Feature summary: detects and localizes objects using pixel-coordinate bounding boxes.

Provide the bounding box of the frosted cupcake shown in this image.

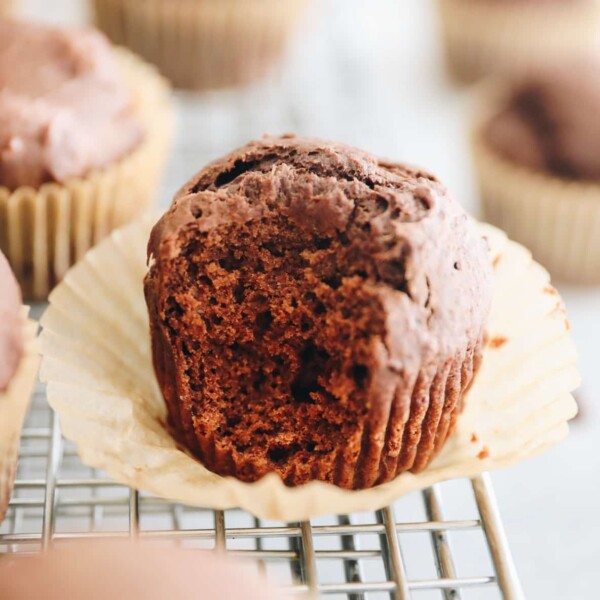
[472,64,600,283]
[0,20,173,299]
[92,0,310,90]
[438,0,600,82]
[0,250,38,525]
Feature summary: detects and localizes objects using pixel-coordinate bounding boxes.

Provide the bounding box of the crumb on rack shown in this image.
[478,447,490,460]
[489,336,508,349]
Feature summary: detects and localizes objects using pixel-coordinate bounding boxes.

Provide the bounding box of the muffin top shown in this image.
[0,20,143,190]
[0,250,22,391]
[149,135,493,371]
[484,66,600,181]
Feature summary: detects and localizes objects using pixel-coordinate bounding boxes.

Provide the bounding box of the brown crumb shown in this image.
[544,285,558,295]
[470,433,478,443]
[478,447,490,460]
[565,319,571,331]
[492,255,501,268]
[488,336,508,349]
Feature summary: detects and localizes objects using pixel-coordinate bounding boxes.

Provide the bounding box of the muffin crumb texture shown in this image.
[145,136,493,489]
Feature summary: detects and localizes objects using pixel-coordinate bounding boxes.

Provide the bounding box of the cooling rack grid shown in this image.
[0,381,523,600]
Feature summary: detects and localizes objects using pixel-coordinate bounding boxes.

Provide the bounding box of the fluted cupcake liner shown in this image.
[472,87,600,284]
[437,0,600,82]
[92,0,310,90]
[0,49,173,300]
[0,311,39,524]
[39,215,579,521]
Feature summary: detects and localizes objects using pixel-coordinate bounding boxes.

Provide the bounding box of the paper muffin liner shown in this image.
[0,311,39,524]
[92,0,310,90]
[472,86,600,284]
[39,214,579,521]
[0,49,173,301]
[437,0,600,82]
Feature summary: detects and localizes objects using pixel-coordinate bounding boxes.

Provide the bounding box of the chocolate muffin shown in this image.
[484,66,600,181]
[92,0,310,90]
[473,64,600,283]
[145,136,493,489]
[0,250,22,392]
[438,0,600,83]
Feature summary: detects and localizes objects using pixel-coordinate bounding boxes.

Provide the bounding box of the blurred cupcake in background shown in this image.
[91,0,311,90]
[472,64,600,284]
[0,20,173,299]
[438,0,600,82]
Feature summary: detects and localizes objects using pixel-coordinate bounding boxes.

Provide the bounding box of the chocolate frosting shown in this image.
[485,66,600,180]
[0,20,143,190]
[149,135,493,374]
[0,250,22,391]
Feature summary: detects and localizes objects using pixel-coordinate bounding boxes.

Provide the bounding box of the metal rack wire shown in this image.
[1,382,523,599]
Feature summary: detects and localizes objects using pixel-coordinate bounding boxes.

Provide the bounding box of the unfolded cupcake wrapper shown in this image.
[437,0,600,82]
[0,49,173,300]
[39,214,579,521]
[472,88,600,284]
[0,311,40,524]
[92,0,310,90]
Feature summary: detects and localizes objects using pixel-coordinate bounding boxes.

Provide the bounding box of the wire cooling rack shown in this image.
[1,382,523,599]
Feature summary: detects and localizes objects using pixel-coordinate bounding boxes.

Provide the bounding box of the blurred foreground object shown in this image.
[91,0,311,91]
[0,541,283,600]
[472,65,600,284]
[438,0,600,82]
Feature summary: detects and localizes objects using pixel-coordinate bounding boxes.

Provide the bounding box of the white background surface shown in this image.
[15,0,600,598]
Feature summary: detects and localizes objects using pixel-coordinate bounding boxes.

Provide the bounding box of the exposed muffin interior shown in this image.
[146,136,493,488]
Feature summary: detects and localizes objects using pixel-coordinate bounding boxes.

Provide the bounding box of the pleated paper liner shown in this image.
[0,311,39,524]
[39,215,579,521]
[92,0,310,90]
[0,49,173,301]
[437,0,600,82]
[472,85,600,285]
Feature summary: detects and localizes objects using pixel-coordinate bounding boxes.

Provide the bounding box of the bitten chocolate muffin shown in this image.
[0,250,22,392]
[145,136,493,489]
[484,66,600,181]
